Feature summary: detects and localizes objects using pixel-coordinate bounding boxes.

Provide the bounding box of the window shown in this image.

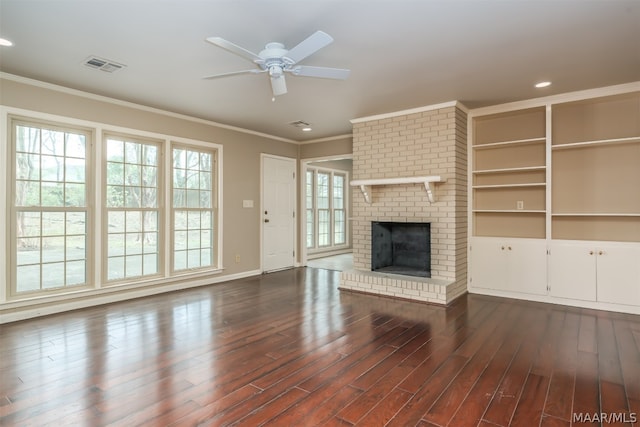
[306,167,348,252]
[317,172,330,247]
[333,174,346,245]
[11,119,91,295]
[305,170,314,248]
[7,113,222,301]
[172,146,216,272]
[105,135,160,282]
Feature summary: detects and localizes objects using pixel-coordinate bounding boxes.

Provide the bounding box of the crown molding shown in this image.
[351,100,468,124]
[467,81,640,117]
[0,72,298,144]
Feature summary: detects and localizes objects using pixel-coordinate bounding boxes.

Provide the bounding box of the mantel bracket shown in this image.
[350,176,445,204]
[359,185,371,204]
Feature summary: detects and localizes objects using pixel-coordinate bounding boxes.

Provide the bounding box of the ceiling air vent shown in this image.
[289,120,310,128]
[83,56,126,73]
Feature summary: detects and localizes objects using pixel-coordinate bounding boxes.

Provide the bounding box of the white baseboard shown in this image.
[0,269,262,324]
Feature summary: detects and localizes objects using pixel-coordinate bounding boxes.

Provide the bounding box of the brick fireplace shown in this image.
[340,102,468,305]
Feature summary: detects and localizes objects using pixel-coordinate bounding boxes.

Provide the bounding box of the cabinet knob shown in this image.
[589,250,594,255]
[598,250,604,256]
[508,246,512,251]
[501,246,505,250]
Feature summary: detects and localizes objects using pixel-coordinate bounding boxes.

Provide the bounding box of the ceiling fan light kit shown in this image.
[204,31,350,97]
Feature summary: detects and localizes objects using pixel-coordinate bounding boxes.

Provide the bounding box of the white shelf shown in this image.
[474,209,546,213]
[473,137,546,150]
[552,136,640,150]
[473,183,546,189]
[473,166,546,174]
[552,213,640,217]
[350,175,445,203]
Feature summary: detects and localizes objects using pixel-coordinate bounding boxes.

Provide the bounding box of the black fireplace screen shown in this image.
[371,222,431,277]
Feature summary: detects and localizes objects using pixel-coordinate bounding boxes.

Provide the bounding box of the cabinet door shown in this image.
[596,245,640,306]
[507,240,547,296]
[548,242,597,301]
[470,238,507,291]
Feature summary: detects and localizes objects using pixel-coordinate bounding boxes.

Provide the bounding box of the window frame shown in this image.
[102,132,164,284]
[170,141,220,275]
[8,116,95,297]
[305,166,349,253]
[4,109,224,303]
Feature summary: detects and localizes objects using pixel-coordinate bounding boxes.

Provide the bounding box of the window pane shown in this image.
[334,210,345,245]
[317,173,329,209]
[172,146,215,272]
[318,210,330,247]
[17,265,40,292]
[12,122,103,294]
[306,171,314,209]
[333,175,344,209]
[105,136,160,282]
[306,209,314,249]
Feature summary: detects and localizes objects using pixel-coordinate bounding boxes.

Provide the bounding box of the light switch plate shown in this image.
[242,199,254,208]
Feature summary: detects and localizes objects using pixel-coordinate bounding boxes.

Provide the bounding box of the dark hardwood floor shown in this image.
[1,267,639,426]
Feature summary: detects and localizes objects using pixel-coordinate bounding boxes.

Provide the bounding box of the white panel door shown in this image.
[507,239,548,296]
[470,238,506,291]
[596,244,640,306]
[548,242,597,301]
[262,155,296,272]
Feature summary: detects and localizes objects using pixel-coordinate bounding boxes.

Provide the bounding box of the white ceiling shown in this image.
[1,0,639,142]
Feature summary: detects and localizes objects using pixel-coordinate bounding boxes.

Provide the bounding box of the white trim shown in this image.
[0,108,8,303]
[468,286,640,316]
[0,269,262,324]
[300,154,353,265]
[1,72,297,144]
[351,100,468,124]
[468,81,640,117]
[297,134,353,145]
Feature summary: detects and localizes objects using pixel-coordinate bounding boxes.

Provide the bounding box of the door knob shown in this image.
[264,219,270,223]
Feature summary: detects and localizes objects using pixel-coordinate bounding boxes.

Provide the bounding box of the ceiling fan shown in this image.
[204,31,350,97]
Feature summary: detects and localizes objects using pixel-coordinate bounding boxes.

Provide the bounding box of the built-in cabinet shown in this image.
[548,241,640,305]
[470,237,547,296]
[469,87,640,313]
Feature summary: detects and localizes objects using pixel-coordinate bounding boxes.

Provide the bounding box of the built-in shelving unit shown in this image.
[551,92,640,242]
[472,107,547,238]
[469,86,640,314]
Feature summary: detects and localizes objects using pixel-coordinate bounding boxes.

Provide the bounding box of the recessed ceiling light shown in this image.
[302,127,312,132]
[535,81,551,88]
[0,38,14,47]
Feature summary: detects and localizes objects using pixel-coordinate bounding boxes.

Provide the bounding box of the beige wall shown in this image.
[299,135,352,159]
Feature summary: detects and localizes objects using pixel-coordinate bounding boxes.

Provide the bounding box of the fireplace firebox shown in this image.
[371,222,431,278]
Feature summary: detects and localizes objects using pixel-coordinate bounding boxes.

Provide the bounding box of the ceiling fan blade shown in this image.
[290,65,350,80]
[270,75,287,96]
[283,31,333,64]
[203,69,265,79]
[205,37,263,64]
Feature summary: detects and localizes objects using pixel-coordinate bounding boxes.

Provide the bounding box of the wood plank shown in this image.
[1,268,640,426]
[509,373,550,427]
[544,311,579,421]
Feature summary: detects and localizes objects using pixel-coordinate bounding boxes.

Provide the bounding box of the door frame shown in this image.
[260,153,298,272]
[300,154,353,266]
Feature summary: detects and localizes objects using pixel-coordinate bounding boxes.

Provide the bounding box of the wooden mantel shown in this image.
[350,176,445,204]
